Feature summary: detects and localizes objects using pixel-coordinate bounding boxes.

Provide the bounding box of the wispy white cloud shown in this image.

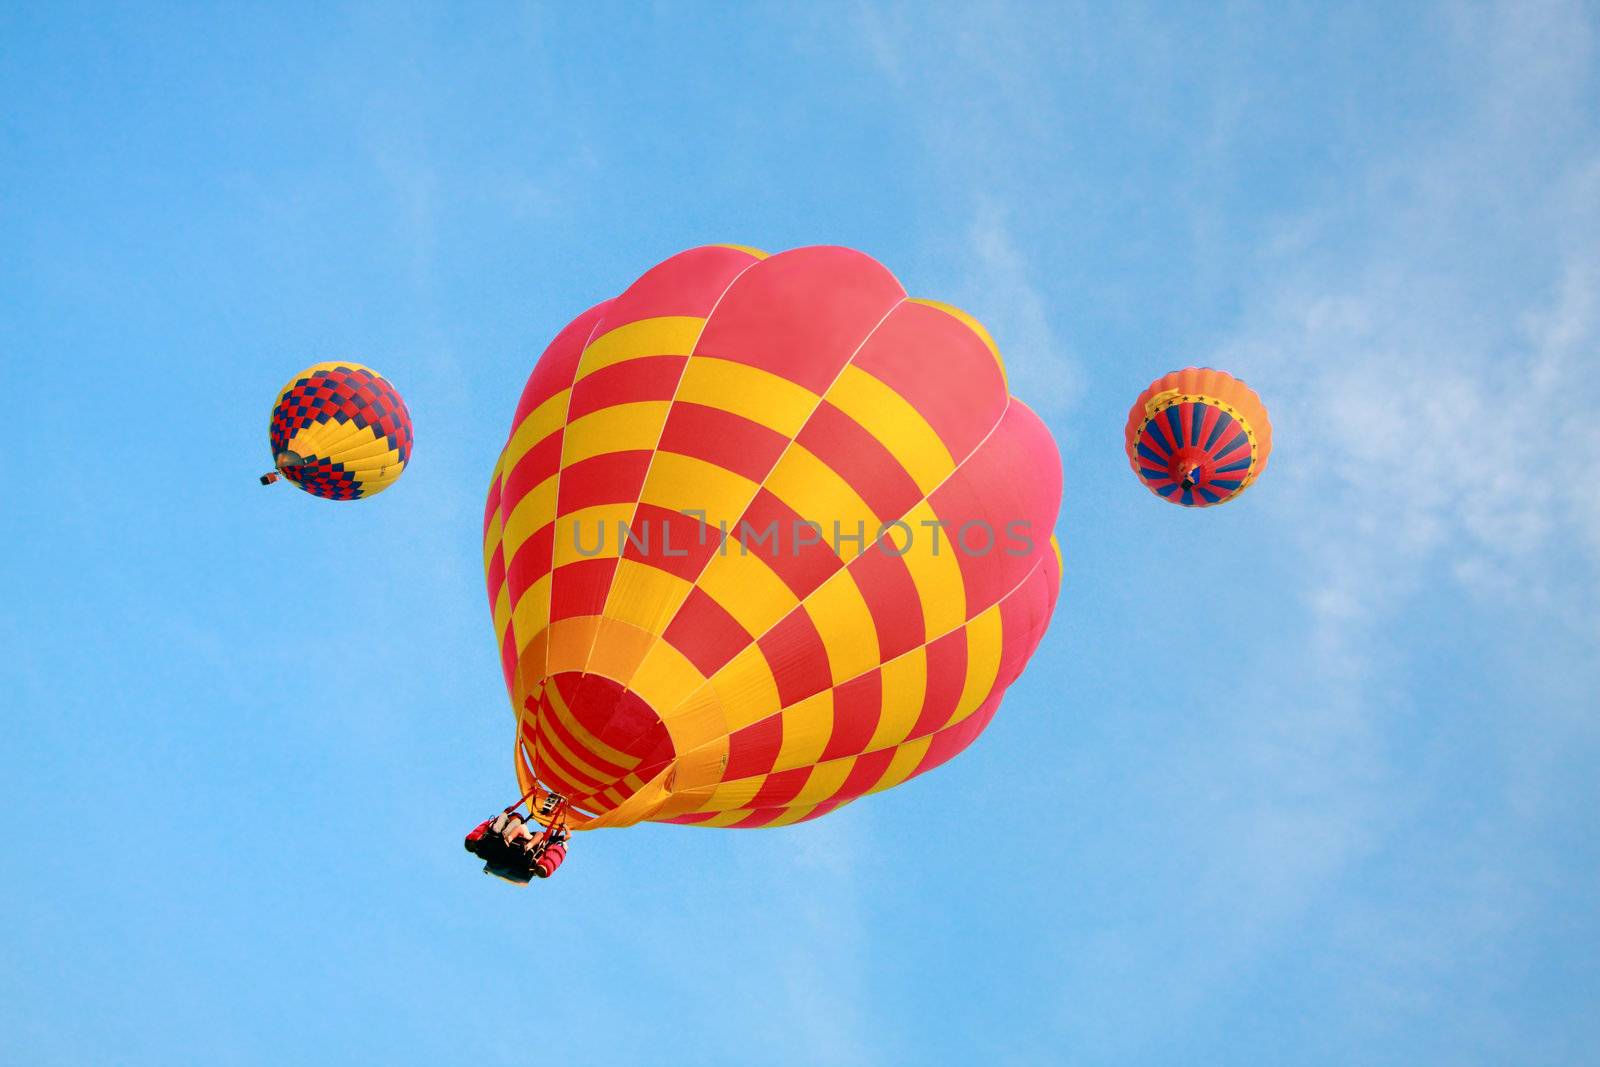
[846,2,1084,417]
[1223,87,1600,659]
[963,198,1081,416]
[1052,1,1600,1054]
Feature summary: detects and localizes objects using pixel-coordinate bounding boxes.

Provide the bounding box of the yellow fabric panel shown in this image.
[660,682,729,757]
[286,417,365,459]
[765,444,880,555]
[828,365,955,494]
[898,499,968,637]
[628,641,707,735]
[868,736,933,795]
[513,632,548,700]
[545,616,600,677]
[695,549,799,637]
[711,243,769,259]
[584,616,656,685]
[482,454,506,566]
[515,735,537,796]
[575,761,675,829]
[503,473,557,562]
[675,357,818,436]
[552,503,635,567]
[651,789,715,822]
[773,690,833,773]
[560,401,671,467]
[491,587,512,649]
[701,775,766,813]
[531,739,604,802]
[325,432,398,464]
[670,737,730,796]
[709,643,783,732]
[950,604,1003,727]
[602,559,693,638]
[761,803,821,827]
[539,709,623,787]
[633,754,723,821]
[353,461,405,494]
[700,808,756,828]
[802,572,880,684]
[575,316,704,380]
[866,646,929,750]
[908,298,1007,390]
[1051,534,1064,584]
[502,391,570,473]
[639,451,757,520]
[510,574,551,654]
[791,756,855,806]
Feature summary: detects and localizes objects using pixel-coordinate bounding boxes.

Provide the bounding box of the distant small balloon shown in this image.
[260,362,413,499]
[1125,367,1271,507]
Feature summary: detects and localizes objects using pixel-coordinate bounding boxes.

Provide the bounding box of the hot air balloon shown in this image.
[1124,367,1271,507]
[474,244,1062,864]
[261,362,413,499]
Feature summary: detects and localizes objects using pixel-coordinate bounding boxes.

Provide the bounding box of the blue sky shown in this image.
[3,3,1597,1064]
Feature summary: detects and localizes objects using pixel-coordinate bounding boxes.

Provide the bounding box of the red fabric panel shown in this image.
[829,747,898,806]
[621,503,723,580]
[505,523,555,604]
[664,586,755,677]
[501,432,563,523]
[724,716,783,781]
[484,466,503,538]
[995,560,1056,692]
[512,300,611,425]
[748,765,812,809]
[595,245,759,330]
[737,488,840,600]
[657,402,789,484]
[549,557,618,622]
[692,246,905,394]
[566,354,686,422]
[819,669,883,762]
[758,608,834,708]
[927,402,1062,617]
[797,400,923,522]
[913,690,1004,779]
[852,300,1008,462]
[909,628,969,740]
[556,451,652,515]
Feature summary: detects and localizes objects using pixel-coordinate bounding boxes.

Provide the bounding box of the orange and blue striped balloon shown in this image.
[265,362,413,500]
[483,245,1064,832]
[1125,367,1272,507]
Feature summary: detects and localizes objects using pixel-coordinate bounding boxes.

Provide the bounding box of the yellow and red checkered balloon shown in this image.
[266,362,413,500]
[483,246,1063,831]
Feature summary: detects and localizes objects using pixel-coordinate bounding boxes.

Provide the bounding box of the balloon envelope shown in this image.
[267,362,413,500]
[1124,367,1271,507]
[484,245,1063,830]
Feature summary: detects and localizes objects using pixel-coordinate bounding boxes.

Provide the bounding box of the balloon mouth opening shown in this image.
[1176,461,1205,491]
[522,673,677,818]
[276,450,306,471]
[1165,445,1215,493]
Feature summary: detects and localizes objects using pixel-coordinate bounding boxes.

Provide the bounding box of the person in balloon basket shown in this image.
[464,812,568,884]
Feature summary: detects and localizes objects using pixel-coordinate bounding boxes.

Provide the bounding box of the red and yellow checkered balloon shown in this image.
[483,246,1063,831]
[267,362,413,500]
